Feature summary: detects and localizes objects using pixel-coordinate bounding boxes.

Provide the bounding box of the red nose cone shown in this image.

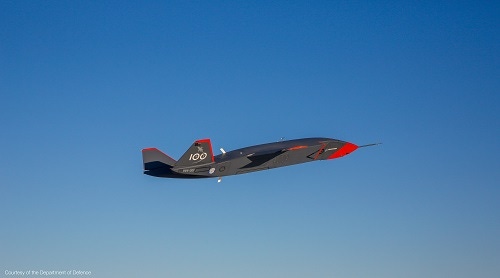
[328,142,358,159]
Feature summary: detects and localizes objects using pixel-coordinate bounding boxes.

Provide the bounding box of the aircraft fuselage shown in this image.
[143,137,358,180]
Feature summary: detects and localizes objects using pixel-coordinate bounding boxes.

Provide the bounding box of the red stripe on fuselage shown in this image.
[314,143,327,160]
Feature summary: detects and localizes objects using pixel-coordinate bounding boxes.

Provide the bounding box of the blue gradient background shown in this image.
[1,1,499,277]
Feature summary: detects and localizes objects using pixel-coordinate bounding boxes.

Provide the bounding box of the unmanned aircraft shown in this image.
[142,137,377,182]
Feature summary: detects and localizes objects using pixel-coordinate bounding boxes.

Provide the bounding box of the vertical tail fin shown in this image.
[174,138,215,167]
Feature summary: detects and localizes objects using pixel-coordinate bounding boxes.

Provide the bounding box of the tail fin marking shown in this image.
[175,138,215,167]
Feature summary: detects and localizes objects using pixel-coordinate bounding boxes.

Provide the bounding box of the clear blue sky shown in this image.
[1,1,499,277]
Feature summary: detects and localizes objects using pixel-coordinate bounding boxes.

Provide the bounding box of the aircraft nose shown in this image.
[328,142,358,159]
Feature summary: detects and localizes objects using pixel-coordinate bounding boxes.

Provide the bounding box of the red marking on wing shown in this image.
[288,145,308,151]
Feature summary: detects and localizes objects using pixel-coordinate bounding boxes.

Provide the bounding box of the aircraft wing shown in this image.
[240,150,286,169]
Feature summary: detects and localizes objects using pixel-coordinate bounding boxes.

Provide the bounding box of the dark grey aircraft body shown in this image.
[142,137,361,181]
